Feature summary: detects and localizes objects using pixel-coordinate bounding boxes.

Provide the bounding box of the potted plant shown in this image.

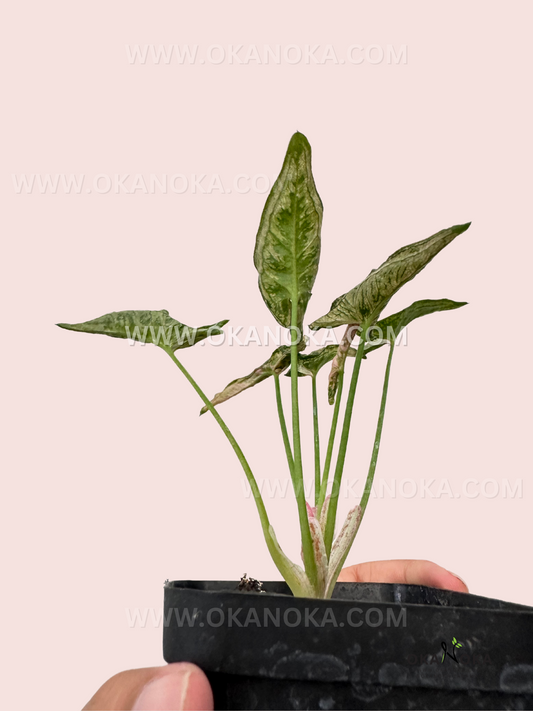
[58,133,533,710]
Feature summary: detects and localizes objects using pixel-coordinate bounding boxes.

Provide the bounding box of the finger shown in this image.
[337,559,469,593]
[83,663,214,711]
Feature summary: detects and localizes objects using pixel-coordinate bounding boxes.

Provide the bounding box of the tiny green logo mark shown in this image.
[441,636,463,663]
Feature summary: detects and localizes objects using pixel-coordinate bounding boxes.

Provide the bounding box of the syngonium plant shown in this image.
[58,132,470,599]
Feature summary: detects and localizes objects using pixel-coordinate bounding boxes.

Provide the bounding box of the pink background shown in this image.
[2,1,532,709]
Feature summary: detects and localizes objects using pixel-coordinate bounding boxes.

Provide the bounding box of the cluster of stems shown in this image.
[163,305,395,598]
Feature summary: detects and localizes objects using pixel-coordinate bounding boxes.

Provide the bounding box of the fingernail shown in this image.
[450,571,469,591]
[133,667,192,711]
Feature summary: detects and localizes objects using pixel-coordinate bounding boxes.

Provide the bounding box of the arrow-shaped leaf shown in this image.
[325,299,466,403]
[200,345,293,414]
[254,132,323,332]
[310,223,470,331]
[57,310,228,351]
[367,299,468,346]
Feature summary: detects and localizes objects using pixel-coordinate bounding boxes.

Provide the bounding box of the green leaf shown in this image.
[367,299,468,345]
[452,637,457,644]
[285,344,359,378]
[325,299,466,404]
[456,643,463,648]
[254,132,323,332]
[57,310,228,352]
[327,299,466,402]
[310,223,471,331]
[200,345,293,414]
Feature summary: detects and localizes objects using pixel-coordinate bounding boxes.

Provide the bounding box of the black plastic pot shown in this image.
[163,580,533,710]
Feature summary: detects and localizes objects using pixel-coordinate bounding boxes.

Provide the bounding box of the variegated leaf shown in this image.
[285,344,358,378]
[254,132,323,332]
[200,346,292,414]
[57,310,228,351]
[310,223,470,331]
[366,298,467,345]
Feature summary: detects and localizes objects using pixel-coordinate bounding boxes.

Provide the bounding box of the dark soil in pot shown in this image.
[163,580,533,710]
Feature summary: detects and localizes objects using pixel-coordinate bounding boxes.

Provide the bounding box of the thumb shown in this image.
[83,663,214,711]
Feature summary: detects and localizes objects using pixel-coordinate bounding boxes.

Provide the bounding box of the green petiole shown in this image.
[274,373,294,479]
[317,371,344,516]
[323,328,367,556]
[312,375,321,507]
[359,341,395,525]
[289,300,318,589]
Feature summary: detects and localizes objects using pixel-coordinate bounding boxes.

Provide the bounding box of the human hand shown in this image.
[82,663,213,711]
[84,559,468,710]
[337,558,469,592]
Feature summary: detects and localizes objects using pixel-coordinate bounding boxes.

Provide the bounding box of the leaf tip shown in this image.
[287,131,312,156]
[454,221,472,234]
